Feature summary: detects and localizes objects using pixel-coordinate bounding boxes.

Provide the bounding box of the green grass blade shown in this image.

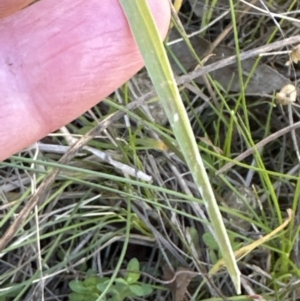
[119,0,240,293]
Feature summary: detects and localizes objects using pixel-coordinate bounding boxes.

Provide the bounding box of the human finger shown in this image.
[0,0,170,160]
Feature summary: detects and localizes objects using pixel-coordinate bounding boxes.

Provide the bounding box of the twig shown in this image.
[177,35,300,85]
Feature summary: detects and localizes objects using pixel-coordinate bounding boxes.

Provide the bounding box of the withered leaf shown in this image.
[276,84,297,105]
[290,44,300,64]
[163,265,196,301]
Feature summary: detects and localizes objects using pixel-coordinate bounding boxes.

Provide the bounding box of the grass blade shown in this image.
[119,0,241,293]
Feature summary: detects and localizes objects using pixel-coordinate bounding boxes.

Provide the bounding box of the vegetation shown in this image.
[1,0,300,300]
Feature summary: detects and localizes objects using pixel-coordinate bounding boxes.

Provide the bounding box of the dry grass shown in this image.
[1,0,300,300]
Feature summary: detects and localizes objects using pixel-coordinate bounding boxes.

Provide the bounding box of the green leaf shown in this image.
[209,249,219,264]
[128,284,145,297]
[127,258,139,272]
[114,278,128,285]
[125,258,140,284]
[69,292,98,301]
[85,276,109,287]
[202,232,219,250]
[139,283,153,296]
[96,280,111,293]
[188,227,200,246]
[69,292,86,301]
[69,280,92,295]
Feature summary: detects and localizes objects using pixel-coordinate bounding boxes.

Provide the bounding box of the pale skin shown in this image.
[0,0,171,161]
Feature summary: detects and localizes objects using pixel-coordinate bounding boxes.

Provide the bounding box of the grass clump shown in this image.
[1,0,300,300]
